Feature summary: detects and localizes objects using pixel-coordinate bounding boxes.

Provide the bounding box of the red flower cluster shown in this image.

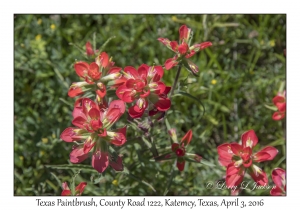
[60,98,126,173]
[217,130,278,187]
[61,182,87,196]
[68,52,125,100]
[272,91,286,120]
[270,168,286,196]
[158,25,212,73]
[116,64,171,118]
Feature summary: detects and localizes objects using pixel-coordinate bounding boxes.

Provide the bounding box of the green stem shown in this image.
[170,64,182,97]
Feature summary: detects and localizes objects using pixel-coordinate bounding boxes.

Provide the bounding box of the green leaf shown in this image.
[154,152,176,162]
[200,158,216,167]
[126,172,157,194]
[98,36,116,54]
[163,168,177,195]
[50,172,62,190]
[165,118,171,131]
[174,91,205,121]
[69,42,86,57]
[45,164,97,173]
[264,104,277,111]
[203,100,230,113]
[267,139,285,147]
[185,154,216,167]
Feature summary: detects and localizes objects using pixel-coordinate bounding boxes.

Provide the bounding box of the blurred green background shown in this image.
[14,14,286,196]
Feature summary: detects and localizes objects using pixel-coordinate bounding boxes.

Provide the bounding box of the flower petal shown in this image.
[88,62,101,80]
[75,182,87,195]
[116,85,135,103]
[152,66,164,82]
[179,25,191,42]
[154,97,171,111]
[225,163,245,187]
[157,38,175,52]
[85,42,94,56]
[70,147,89,163]
[217,143,234,167]
[272,111,285,120]
[123,66,139,79]
[272,168,286,189]
[96,52,109,68]
[178,42,189,55]
[107,127,127,146]
[82,98,98,116]
[109,155,124,171]
[273,95,285,105]
[72,116,87,129]
[164,57,178,70]
[254,146,278,162]
[74,62,89,78]
[249,164,268,186]
[92,151,109,173]
[170,41,178,52]
[230,143,243,156]
[68,82,91,98]
[270,186,285,196]
[128,104,145,118]
[61,189,71,196]
[181,130,192,146]
[176,160,185,171]
[190,41,213,52]
[60,127,89,142]
[137,64,149,80]
[241,130,258,148]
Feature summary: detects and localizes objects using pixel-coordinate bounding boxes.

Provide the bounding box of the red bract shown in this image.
[61,182,87,196]
[158,25,212,72]
[116,64,171,118]
[270,168,286,196]
[85,41,95,56]
[68,52,124,99]
[60,98,126,173]
[217,130,278,188]
[272,91,286,120]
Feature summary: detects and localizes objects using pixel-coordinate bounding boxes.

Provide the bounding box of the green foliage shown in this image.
[14,14,286,196]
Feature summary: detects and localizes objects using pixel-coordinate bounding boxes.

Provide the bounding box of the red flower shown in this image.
[272,91,286,120]
[154,129,202,171]
[116,64,171,118]
[171,130,193,171]
[270,168,286,196]
[217,130,278,188]
[85,41,95,56]
[68,52,125,99]
[60,98,126,173]
[61,182,87,196]
[158,25,212,73]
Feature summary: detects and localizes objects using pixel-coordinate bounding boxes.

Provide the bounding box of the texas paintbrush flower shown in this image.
[217,130,278,188]
[68,52,124,99]
[61,182,87,196]
[155,129,202,171]
[158,25,212,73]
[60,98,126,173]
[270,168,286,196]
[272,91,286,120]
[116,64,171,118]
